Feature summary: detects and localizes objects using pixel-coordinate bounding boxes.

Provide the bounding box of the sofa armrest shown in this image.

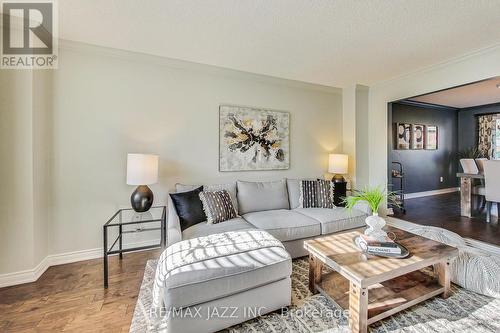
[167,195,182,246]
[352,201,372,215]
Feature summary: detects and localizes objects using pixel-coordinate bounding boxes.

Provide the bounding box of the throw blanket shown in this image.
[404,224,500,298]
[152,230,284,309]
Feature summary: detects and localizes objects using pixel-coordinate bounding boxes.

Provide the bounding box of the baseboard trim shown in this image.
[405,187,459,199]
[0,256,50,288]
[0,239,160,288]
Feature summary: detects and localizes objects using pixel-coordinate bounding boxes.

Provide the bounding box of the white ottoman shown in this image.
[152,230,292,333]
[407,225,500,298]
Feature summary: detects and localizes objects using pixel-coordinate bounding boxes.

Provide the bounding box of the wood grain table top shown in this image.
[304,226,459,288]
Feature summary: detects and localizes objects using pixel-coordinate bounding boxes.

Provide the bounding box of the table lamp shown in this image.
[328,154,348,183]
[126,153,159,212]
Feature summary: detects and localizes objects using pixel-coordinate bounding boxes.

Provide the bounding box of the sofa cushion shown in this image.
[153,230,292,308]
[237,180,290,214]
[182,217,255,240]
[286,178,301,209]
[242,209,321,242]
[176,182,238,214]
[169,186,206,231]
[294,207,367,235]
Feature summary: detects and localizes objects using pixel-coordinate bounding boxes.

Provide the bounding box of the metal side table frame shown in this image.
[103,206,166,288]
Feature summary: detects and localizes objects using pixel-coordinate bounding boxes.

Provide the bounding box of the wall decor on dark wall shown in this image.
[425,125,438,150]
[412,124,425,149]
[396,123,411,149]
[389,103,457,194]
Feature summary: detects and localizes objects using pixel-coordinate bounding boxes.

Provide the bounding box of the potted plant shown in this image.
[343,186,398,241]
[458,147,484,159]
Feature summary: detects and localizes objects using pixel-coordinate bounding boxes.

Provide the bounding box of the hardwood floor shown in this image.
[0,249,160,333]
[391,192,500,246]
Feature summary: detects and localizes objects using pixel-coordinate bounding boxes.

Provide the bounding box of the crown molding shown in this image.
[394,100,459,112]
[373,42,500,89]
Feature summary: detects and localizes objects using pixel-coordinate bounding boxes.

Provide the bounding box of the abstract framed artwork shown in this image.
[219,105,290,171]
[396,123,411,150]
[412,124,424,149]
[425,125,438,150]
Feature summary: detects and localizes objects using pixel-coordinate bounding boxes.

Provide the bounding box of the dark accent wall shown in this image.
[389,103,458,194]
[458,102,500,152]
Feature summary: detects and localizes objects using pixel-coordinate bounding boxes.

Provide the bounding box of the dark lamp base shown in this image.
[332,174,345,183]
[131,185,154,212]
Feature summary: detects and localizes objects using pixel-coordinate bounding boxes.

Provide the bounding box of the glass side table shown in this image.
[103,206,166,288]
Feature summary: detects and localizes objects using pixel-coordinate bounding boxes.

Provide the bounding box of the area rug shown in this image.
[130,258,500,333]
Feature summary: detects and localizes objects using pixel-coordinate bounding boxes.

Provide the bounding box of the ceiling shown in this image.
[407,77,500,109]
[57,0,500,87]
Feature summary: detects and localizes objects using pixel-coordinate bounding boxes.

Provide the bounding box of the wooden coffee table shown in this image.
[304,226,459,333]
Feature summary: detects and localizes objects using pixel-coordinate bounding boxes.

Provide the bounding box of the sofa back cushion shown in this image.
[237,180,290,214]
[286,179,301,209]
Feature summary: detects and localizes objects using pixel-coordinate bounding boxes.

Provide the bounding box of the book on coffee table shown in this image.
[355,234,402,255]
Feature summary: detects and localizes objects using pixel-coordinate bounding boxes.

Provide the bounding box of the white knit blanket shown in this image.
[152,230,284,309]
[405,224,500,299]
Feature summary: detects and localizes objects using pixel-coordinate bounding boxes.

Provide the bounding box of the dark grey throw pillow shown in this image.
[199,190,237,224]
[300,179,334,209]
[169,186,206,231]
[316,179,335,208]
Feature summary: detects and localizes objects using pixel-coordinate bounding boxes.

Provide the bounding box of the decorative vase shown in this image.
[364,213,388,241]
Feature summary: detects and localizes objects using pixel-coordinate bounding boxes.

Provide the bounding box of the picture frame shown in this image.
[396,123,411,150]
[411,124,425,149]
[425,125,438,150]
[219,104,290,171]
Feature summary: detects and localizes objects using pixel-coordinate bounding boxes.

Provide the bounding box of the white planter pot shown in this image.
[364,213,388,241]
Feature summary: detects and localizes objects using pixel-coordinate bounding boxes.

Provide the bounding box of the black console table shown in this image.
[103,206,166,288]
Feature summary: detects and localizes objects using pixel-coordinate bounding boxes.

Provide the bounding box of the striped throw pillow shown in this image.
[199,190,237,224]
[299,179,334,209]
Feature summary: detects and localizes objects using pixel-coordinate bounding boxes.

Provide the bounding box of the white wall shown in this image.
[0,70,35,274]
[0,69,53,275]
[45,41,343,255]
[365,45,500,213]
[342,86,356,182]
[354,85,369,188]
[32,71,53,265]
[342,84,369,188]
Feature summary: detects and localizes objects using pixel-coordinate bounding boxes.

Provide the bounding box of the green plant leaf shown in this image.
[342,185,400,213]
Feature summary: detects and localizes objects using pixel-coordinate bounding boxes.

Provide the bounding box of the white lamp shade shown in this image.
[126,154,159,185]
[328,154,348,174]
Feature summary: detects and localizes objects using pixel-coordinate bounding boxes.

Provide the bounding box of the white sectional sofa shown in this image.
[156,178,369,333]
[167,179,370,258]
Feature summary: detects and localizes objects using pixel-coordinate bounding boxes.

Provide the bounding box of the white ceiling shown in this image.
[58,0,500,87]
[408,77,500,108]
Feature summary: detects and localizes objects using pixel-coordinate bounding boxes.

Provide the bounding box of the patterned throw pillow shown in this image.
[199,190,237,224]
[299,179,334,208]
